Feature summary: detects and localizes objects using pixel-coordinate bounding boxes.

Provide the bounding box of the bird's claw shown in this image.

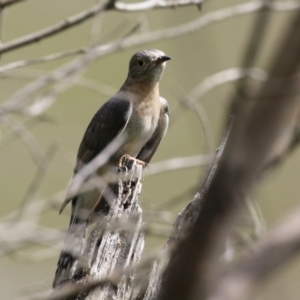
[118,154,147,170]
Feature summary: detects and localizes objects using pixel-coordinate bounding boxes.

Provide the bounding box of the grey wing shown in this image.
[60,93,132,214]
[76,94,132,170]
[137,97,169,163]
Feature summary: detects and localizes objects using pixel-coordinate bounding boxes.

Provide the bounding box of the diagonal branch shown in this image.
[0,0,202,55]
[209,207,300,300]
[0,1,298,56]
[157,7,300,300]
[114,0,203,12]
[0,48,88,73]
[0,0,112,55]
[1,0,298,118]
[0,0,25,9]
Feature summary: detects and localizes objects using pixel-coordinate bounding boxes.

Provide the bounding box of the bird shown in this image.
[53,49,170,288]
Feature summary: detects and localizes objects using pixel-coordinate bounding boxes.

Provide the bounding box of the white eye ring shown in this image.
[137,58,145,68]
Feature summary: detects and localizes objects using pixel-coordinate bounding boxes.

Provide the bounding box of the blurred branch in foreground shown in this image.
[0,0,25,9]
[210,206,300,300]
[157,7,300,300]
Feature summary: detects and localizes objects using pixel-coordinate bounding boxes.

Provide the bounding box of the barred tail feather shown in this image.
[53,199,87,288]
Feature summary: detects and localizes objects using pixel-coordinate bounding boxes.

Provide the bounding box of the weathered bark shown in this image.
[86,161,145,300]
[136,120,232,300]
[52,158,145,300]
[157,9,300,300]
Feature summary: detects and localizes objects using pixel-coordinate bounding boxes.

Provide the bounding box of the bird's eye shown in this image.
[137,58,145,68]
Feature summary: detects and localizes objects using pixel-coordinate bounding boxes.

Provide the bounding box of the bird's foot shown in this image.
[118,154,147,170]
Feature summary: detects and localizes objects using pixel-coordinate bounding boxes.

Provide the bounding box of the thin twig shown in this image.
[76,77,116,97]
[0,0,111,54]
[0,48,88,73]
[230,0,274,113]
[17,144,57,221]
[144,155,213,177]
[209,207,300,300]
[0,0,25,9]
[114,0,204,12]
[0,115,45,166]
[170,81,215,156]
[0,0,202,55]
[189,67,267,102]
[0,190,65,223]
[0,1,294,117]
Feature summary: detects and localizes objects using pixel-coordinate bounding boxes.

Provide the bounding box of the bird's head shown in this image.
[127,49,171,84]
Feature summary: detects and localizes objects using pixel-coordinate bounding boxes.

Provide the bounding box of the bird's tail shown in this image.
[53,185,115,288]
[52,197,88,288]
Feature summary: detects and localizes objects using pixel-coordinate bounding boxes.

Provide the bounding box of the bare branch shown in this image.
[144,155,213,177]
[0,1,297,117]
[157,8,300,300]
[50,278,118,300]
[138,118,233,300]
[210,207,300,300]
[117,0,300,52]
[65,134,126,203]
[75,77,116,97]
[0,0,202,55]
[174,85,215,155]
[1,1,300,299]
[114,0,203,12]
[230,0,274,114]
[0,0,110,54]
[17,145,57,221]
[189,67,267,102]
[0,0,25,9]
[0,115,46,166]
[0,48,88,73]
[1,189,65,223]
[0,18,139,75]
[0,222,64,257]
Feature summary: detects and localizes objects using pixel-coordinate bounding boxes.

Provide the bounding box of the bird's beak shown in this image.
[156,55,171,64]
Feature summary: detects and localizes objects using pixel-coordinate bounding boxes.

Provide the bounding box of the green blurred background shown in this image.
[1,0,300,298]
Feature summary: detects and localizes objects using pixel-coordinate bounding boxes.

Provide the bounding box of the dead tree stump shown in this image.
[52,157,145,300]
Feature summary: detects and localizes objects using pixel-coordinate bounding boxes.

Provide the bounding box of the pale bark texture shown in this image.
[52,159,145,300]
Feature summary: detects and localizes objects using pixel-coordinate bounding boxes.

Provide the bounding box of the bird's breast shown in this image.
[122,97,160,156]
